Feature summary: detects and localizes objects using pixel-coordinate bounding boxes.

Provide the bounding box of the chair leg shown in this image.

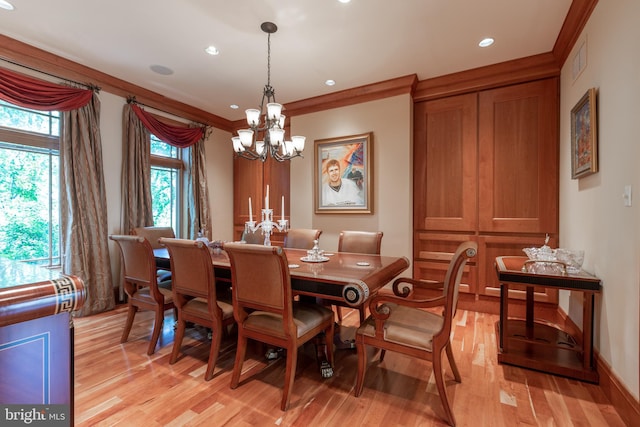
[169,316,185,364]
[336,306,343,322]
[354,337,367,397]
[379,349,386,362]
[358,306,366,324]
[230,334,247,389]
[147,307,165,355]
[121,304,137,343]
[445,341,461,382]
[281,345,297,411]
[433,347,456,427]
[205,325,222,381]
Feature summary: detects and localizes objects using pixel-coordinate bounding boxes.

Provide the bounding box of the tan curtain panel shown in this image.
[61,93,115,316]
[121,103,154,234]
[188,141,212,240]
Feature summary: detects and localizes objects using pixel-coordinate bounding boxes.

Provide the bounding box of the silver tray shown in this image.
[300,256,330,263]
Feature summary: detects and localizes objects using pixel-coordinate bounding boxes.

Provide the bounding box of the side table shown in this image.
[495,256,601,383]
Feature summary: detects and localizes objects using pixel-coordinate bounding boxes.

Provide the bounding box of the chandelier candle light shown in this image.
[245,185,288,246]
[231,22,305,162]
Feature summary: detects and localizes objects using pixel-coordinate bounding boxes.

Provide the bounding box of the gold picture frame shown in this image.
[571,88,598,179]
[314,132,373,214]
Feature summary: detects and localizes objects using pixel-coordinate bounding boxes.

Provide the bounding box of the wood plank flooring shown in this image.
[73,306,627,426]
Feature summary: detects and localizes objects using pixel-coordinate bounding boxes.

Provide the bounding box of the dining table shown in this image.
[154,244,410,377]
[154,245,410,309]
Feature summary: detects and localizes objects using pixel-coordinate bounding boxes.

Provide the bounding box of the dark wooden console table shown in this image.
[495,256,601,383]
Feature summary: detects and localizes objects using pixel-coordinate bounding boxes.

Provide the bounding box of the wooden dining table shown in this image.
[155,245,410,377]
[154,246,410,309]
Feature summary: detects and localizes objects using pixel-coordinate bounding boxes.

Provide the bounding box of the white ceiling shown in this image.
[0,0,572,121]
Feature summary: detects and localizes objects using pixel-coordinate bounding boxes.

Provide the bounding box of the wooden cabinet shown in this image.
[413,78,559,305]
[233,155,289,246]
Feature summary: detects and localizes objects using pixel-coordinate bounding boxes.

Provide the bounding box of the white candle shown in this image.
[248,197,253,222]
[265,185,269,210]
[281,195,285,221]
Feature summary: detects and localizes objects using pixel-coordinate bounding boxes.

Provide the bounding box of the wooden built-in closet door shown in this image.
[478,79,559,234]
[414,92,478,232]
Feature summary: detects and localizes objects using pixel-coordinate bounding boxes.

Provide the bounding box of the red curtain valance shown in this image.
[0,67,93,111]
[131,104,205,148]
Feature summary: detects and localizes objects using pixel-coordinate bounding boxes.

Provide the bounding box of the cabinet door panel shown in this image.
[478,79,558,234]
[413,232,477,295]
[414,93,478,232]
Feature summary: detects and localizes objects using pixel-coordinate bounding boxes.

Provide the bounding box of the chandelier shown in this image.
[231,22,305,162]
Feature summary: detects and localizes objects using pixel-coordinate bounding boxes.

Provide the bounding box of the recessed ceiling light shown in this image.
[150,65,174,75]
[325,79,336,86]
[479,37,495,48]
[338,0,351,3]
[205,45,219,56]
[0,1,15,10]
[230,104,239,109]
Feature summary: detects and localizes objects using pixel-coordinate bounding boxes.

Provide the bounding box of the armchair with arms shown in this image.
[354,241,477,426]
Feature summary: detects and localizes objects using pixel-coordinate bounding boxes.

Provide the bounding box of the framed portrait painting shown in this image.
[314,132,373,214]
[571,88,598,179]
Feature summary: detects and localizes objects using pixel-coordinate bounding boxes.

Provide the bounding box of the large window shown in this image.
[0,100,61,266]
[150,134,183,233]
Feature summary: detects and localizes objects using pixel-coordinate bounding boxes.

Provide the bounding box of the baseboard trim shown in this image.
[560,307,639,426]
[593,350,640,426]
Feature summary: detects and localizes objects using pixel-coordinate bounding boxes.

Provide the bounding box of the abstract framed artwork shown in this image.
[314,132,373,214]
[571,88,598,179]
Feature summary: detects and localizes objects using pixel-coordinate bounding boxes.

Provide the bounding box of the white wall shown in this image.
[559,0,639,399]
[289,94,413,263]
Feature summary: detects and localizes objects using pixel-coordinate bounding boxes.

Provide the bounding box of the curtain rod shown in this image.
[0,57,100,92]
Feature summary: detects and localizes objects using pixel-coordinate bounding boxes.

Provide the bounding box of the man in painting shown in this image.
[322,159,363,206]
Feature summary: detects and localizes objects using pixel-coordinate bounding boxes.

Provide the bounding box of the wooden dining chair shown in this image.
[283,228,322,249]
[335,230,384,323]
[109,234,175,355]
[241,229,264,244]
[354,241,477,427]
[131,226,175,248]
[224,242,335,411]
[159,237,235,381]
[132,226,176,282]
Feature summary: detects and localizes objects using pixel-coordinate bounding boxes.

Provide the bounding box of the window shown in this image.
[150,134,183,233]
[0,100,61,267]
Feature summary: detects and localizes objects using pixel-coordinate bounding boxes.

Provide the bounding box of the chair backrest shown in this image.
[338,230,383,254]
[224,243,294,331]
[283,228,322,249]
[241,229,264,245]
[110,235,159,297]
[131,226,175,249]
[441,241,477,334]
[159,238,215,301]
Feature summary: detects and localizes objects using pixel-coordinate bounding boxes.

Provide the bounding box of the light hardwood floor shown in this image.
[73,306,627,426]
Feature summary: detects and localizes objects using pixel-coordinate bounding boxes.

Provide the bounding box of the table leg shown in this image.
[525,285,534,339]
[583,292,595,370]
[500,283,509,351]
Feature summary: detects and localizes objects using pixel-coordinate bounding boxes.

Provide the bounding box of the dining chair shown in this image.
[335,230,384,323]
[241,229,264,244]
[109,234,175,355]
[131,226,175,248]
[132,226,176,282]
[354,241,477,427]
[224,242,335,411]
[283,228,322,249]
[159,237,235,381]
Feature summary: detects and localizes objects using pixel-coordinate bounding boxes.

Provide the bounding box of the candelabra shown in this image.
[245,208,288,246]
